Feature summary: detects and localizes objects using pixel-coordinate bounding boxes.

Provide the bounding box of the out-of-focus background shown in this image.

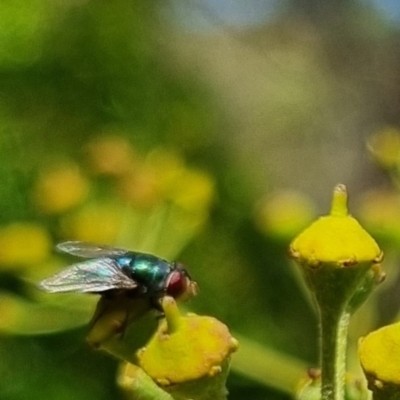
[2,0,400,399]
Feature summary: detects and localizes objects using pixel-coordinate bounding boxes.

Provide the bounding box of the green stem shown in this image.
[319,309,350,400]
[119,365,174,400]
[302,263,374,400]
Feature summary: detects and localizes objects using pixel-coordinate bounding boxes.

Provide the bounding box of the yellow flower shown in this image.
[136,297,238,390]
[59,203,123,244]
[290,184,382,265]
[359,322,400,388]
[33,162,89,214]
[0,223,51,268]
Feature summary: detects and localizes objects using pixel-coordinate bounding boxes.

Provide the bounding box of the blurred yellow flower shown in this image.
[59,203,123,244]
[357,189,400,243]
[33,162,89,214]
[368,127,400,169]
[116,147,214,214]
[117,148,185,209]
[255,190,315,239]
[85,135,136,176]
[146,148,185,189]
[117,168,160,209]
[0,223,51,268]
[165,169,215,213]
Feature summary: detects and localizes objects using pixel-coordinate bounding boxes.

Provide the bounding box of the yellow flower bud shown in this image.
[290,184,382,266]
[359,322,400,386]
[136,297,238,398]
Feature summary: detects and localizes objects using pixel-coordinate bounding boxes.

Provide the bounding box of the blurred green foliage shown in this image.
[2,0,400,399]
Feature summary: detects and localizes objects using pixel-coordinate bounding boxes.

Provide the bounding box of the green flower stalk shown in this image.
[290,184,385,400]
[119,364,174,400]
[359,322,400,400]
[120,296,238,400]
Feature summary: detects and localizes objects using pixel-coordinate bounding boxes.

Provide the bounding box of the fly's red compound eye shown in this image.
[166,270,187,298]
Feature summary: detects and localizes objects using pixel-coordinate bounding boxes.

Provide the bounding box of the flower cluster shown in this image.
[0,134,215,335]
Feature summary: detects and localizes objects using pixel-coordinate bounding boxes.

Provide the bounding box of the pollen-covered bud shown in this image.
[290,184,382,267]
[359,322,400,399]
[289,184,385,315]
[135,296,238,400]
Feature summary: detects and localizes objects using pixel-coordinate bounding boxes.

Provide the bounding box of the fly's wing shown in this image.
[39,258,138,293]
[57,241,128,259]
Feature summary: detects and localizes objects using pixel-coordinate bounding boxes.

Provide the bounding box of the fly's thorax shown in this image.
[117,253,172,294]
